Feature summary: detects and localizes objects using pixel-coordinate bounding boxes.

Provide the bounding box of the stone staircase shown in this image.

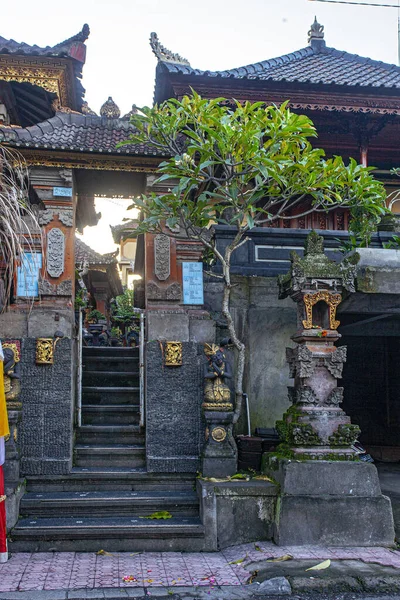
[9,346,205,552]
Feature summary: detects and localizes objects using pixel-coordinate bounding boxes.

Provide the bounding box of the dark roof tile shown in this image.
[159,44,400,89]
[0,111,167,156]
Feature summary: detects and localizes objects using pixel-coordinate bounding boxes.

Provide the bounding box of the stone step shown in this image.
[9,516,205,552]
[20,490,199,518]
[74,445,145,468]
[83,356,139,373]
[82,372,139,389]
[76,425,145,446]
[82,405,140,425]
[83,347,138,357]
[82,387,140,405]
[26,469,196,493]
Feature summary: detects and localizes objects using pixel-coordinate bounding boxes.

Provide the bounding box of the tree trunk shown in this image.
[220,245,245,425]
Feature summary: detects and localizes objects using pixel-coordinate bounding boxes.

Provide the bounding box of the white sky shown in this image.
[3,0,399,252]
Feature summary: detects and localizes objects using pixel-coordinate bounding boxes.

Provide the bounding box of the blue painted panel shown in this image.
[17,252,42,297]
[53,187,72,197]
[182,262,204,305]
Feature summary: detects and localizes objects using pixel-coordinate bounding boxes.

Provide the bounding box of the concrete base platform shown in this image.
[198,479,277,550]
[266,459,395,547]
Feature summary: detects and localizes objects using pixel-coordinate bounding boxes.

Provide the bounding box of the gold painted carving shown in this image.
[2,342,20,363]
[0,56,73,107]
[36,338,54,365]
[211,427,227,442]
[13,150,159,173]
[302,291,342,330]
[164,341,182,367]
[202,402,234,411]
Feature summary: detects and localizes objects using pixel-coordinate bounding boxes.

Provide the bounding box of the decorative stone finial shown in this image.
[100,97,120,119]
[304,230,324,256]
[122,104,139,120]
[81,101,97,116]
[308,17,326,50]
[149,32,191,66]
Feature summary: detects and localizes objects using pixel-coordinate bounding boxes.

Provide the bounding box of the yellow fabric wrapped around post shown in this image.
[0,368,9,438]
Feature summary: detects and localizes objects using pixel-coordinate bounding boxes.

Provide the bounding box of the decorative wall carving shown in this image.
[38,209,73,227]
[36,338,54,365]
[146,281,181,301]
[58,210,73,227]
[46,228,65,278]
[326,387,344,406]
[154,234,170,281]
[164,342,183,366]
[324,346,347,379]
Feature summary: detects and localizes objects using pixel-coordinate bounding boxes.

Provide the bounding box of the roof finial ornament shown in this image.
[122,104,139,121]
[308,17,326,50]
[150,32,191,66]
[100,97,121,119]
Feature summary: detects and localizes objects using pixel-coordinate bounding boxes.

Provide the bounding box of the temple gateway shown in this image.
[0,19,399,551]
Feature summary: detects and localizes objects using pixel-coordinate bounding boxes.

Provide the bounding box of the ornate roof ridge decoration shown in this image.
[150,32,191,65]
[122,104,138,120]
[308,17,325,44]
[100,97,121,119]
[81,101,97,116]
[0,24,90,61]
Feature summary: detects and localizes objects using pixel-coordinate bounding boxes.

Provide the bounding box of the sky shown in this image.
[3,0,399,251]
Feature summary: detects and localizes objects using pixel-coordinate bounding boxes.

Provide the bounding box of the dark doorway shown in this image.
[338,314,400,461]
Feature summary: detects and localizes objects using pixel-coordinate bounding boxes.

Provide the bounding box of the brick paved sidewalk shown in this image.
[0,541,399,593]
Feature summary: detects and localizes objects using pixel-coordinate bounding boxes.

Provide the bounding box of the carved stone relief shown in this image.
[154,234,170,281]
[46,228,65,279]
[38,208,73,227]
[58,210,73,227]
[146,281,182,301]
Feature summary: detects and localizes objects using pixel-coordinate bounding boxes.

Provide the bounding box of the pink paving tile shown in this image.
[69,552,96,589]
[43,552,75,590]
[94,553,119,588]
[161,552,193,586]
[119,552,144,587]
[202,553,242,586]
[140,553,168,587]
[182,553,215,586]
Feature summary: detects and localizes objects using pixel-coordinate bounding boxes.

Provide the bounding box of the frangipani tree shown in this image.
[124,93,387,423]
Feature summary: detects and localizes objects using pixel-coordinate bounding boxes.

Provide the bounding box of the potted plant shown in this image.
[87,309,106,324]
[86,309,107,346]
[110,326,122,347]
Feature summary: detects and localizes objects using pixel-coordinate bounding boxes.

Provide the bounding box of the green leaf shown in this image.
[140,511,173,520]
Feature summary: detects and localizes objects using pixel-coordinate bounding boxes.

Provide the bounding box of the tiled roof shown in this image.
[75,238,117,266]
[0,25,89,60]
[0,25,89,111]
[110,220,139,244]
[0,112,167,156]
[157,41,400,90]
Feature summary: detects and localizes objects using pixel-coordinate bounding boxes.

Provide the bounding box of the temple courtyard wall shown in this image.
[204,275,296,432]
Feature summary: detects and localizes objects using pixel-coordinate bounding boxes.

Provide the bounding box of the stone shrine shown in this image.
[264,232,395,547]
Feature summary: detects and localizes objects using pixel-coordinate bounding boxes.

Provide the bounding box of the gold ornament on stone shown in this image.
[203,343,233,411]
[211,427,227,443]
[302,291,342,330]
[36,338,54,365]
[164,342,182,367]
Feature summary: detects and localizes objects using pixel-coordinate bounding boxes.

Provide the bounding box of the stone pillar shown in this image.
[143,174,215,473]
[0,167,76,480]
[264,231,395,547]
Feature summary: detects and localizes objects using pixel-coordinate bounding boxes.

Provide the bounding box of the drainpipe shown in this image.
[77,309,83,428]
